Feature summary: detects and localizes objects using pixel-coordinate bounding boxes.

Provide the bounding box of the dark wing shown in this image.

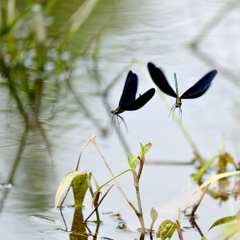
[123,88,155,111]
[181,70,217,99]
[119,71,138,109]
[147,62,177,98]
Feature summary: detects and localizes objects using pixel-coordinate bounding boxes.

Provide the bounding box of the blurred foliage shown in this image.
[0,0,115,132]
[0,0,116,214]
[15,0,115,55]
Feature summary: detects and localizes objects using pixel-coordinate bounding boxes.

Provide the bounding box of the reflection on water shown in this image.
[1,0,240,239]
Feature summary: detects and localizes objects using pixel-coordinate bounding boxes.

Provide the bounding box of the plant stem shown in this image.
[133,172,145,235]
[91,136,139,214]
[137,156,145,180]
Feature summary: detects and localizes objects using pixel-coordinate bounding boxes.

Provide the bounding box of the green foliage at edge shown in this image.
[208,215,236,231]
[140,142,152,158]
[192,155,217,182]
[156,220,176,239]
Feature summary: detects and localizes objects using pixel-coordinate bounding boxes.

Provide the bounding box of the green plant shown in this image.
[55,135,163,239]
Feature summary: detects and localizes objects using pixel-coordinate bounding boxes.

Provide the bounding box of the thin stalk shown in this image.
[135,185,145,233]
[84,184,114,223]
[59,207,68,231]
[93,222,100,239]
[176,220,184,240]
[190,184,210,216]
[189,217,205,239]
[137,156,145,180]
[86,174,100,222]
[133,171,145,235]
[91,135,139,214]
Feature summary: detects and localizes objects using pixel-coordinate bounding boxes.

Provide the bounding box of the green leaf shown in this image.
[92,169,132,205]
[192,155,217,182]
[208,216,236,231]
[140,142,152,157]
[128,154,133,169]
[128,153,139,170]
[71,172,89,209]
[221,223,240,239]
[131,153,139,170]
[195,171,240,193]
[150,207,158,222]
[55,171,81,208]
[156,220,176,239]
[150,207,158,232]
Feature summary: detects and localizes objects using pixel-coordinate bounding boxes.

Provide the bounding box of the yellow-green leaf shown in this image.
[128,154,133,169]
[192,155,217,182]
[128,153,139,170]
[131,153,139,169]
[92,168,132,205]
[55,171,81,208]
[156,220,176,239]
[140,142,152,156]
[150,207,158,231]
[195,171,240,194]
[150,207,158,222]
[208,216,236,231]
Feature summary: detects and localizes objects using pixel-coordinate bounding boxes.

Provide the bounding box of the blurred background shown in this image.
[0,0,240,239]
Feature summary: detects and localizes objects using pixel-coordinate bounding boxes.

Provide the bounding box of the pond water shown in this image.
[1,0,240,239]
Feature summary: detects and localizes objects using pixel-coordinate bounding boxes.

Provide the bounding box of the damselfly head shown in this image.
[111,107,122,115]
[175,97,182,108]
